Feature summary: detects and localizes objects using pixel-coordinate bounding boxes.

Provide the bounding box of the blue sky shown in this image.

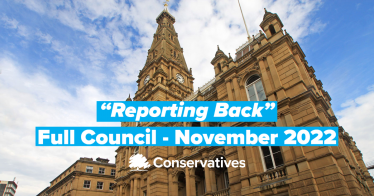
[0,0,374,195]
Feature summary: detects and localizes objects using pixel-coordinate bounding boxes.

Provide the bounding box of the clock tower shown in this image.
[134,6,194,103]
[115,5,195,196]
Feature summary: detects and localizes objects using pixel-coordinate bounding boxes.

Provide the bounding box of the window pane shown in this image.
[255,80,266,101]
[273,151,284,167]
[264,155,274,170]
[246,75,260,86]
[261,146,271,156]
[271,146,281,153]
[247,85,258,101]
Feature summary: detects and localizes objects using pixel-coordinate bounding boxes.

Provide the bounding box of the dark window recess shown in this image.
[269,25,276,35]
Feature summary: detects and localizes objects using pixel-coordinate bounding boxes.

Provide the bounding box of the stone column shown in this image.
[118,184,122,196]
[210,169,217,192]
[258,58,273,93]
[133,178,138,196]
[225,79,234,101]
[189,168,196,196]
[232,76,241,101]
[168,169,176,196]
[266,54,286,100]
[147,176,150,196]
[169,66,172,79]
[236,146,248,177]
[294,54,312,87]
[185,167,191,196]
[125,148,130,167]
[130,179,134,196]
[203,155,212,194]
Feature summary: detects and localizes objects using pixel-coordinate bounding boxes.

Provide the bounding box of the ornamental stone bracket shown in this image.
[208,149,225,160]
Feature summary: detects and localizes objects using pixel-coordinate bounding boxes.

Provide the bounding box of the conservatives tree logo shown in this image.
[129,154,151,171]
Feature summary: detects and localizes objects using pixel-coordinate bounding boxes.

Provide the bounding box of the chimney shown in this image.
[80,157,93,161]
[96,157,110,163]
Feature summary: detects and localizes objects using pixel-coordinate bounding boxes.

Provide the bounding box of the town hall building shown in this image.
[113,5,374,196]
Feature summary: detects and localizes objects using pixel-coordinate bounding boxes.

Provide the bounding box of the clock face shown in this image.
[144,75,150,85]
[176,73,184,84]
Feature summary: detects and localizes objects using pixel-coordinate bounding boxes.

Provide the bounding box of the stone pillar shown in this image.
[130,179,134,196]
[185,167,191,196]
[189,168,196,196]
[168,169,176,196]
[236,146,248,177]
[232,76,241,101]
[118,184,122,196]
[203,156,212,194]
[258,58,273,93]
[125,148,129,167]
[169,66,172,79]
[266,54,286,100]
[134,178,139,196]
[225,79,234,101]
[147,176,150,196]
[210,169,217,192]
[125,183,130,196]
[294,54,313,87]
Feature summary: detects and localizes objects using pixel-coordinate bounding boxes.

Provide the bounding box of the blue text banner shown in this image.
[96,101,277,122]
[36,127,338,146]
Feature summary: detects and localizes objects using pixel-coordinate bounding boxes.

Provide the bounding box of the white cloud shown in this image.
[1,15,19,29]
[13,0,326,88]
[1,0,331,195]
[0,56,120,195]
[336,86,374,176]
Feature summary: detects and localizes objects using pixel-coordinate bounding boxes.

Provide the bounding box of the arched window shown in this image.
[269,24,276,35]
[260,146,284,170]
[245,75,266,101]
[134,146,139,155]
[174,51,176,57]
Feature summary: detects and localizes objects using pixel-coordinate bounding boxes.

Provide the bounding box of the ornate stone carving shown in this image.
[208,149,225,160]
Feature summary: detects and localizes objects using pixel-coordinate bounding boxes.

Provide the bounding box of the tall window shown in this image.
[224,171,230,189]
[98,167,105,174]
[217,63,222,73]
[83,180,91,188]
[245,75,266,101]
[260,146,284,170]
[109,183,115,190]
[97,182,104,190]
[134,146,139,155]
[86,166,93,173]
[269,24,276,35]
[111,169,116,176]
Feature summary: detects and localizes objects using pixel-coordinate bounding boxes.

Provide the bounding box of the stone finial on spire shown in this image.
[164,0,170,11]
[126,94,132,101]
[264,8,267,13]
[217,45,220,50]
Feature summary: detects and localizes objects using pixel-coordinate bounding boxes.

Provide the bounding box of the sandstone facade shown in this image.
[114,7,374,196]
